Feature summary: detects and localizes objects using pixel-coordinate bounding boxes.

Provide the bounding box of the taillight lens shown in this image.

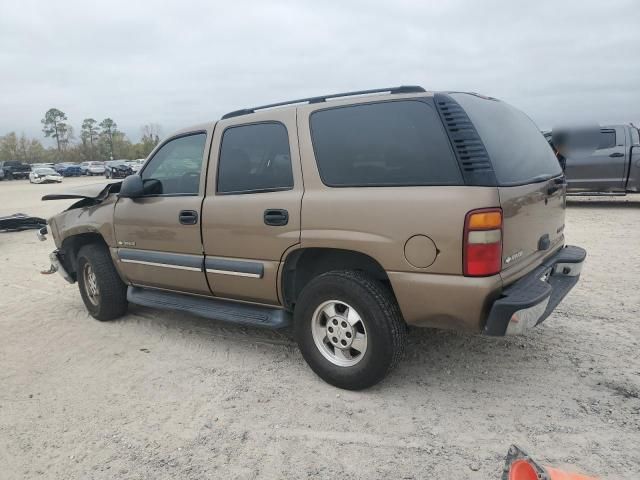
[464,208,503,276]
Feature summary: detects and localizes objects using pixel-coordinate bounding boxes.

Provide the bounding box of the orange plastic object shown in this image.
[504,446,598,480]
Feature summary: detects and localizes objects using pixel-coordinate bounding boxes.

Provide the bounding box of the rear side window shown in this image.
[597,130,616,149]
[310,100,462,187]
[451,93,562,186]
[217,122,293,194]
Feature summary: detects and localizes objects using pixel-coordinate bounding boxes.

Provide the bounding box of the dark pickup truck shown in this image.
[0,160,32,180]
[546,124,640,195]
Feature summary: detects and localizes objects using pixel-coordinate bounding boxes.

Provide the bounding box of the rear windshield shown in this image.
[310,100,462,187]
[451,93,562,185]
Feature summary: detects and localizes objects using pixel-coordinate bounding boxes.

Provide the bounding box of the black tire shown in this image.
[294,270,407,390]
[77,243,128,321]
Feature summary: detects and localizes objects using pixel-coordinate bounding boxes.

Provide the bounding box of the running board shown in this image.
[566,192,626,196]
[127,286,291,329]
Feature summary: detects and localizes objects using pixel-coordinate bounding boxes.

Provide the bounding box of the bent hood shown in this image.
[41,181,121,202]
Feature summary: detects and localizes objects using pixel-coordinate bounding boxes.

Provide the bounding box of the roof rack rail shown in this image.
[221,85,426,120]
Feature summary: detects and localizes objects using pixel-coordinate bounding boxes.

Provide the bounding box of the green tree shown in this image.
[81,118,99,148]
[140,123,161,157]
[0,132,19,161]
[41,108,69,159]
[80,118,100,160]
[0,132,46,163]
[24,138,46,163]
[99,118,118,159]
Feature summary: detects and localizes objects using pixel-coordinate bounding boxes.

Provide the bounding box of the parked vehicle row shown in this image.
[1,159,145,182]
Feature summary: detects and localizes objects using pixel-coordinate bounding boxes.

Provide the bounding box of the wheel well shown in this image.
[60,233,108,280]
[281,248,392,309]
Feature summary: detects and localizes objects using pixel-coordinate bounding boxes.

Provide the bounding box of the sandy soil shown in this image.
[1,177,639,479]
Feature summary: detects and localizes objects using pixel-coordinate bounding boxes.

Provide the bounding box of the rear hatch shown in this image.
[451,93,566,285]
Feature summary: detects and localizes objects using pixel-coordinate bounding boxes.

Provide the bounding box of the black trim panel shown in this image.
[205,257,264,277]
[127,286,290,329]
[118,248,203,270]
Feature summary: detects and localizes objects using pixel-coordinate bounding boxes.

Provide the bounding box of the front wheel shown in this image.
[294,271,407,390]
[77,243,128,321]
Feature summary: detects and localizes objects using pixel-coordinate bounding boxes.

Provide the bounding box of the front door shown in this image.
[114,130,212,295]
[201,109,303,305]
[565,127,627,192]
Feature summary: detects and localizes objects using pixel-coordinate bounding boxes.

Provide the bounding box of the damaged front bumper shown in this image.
[484,245,586,336]
[48,250,75,284]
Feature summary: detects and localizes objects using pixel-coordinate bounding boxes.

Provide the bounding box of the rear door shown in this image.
[450,93,566,284]
[565,127,627,192]
[201,109,303,305]
[113,129,212,295]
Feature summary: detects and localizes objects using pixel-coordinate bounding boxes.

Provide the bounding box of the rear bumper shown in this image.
[484,245,586,336]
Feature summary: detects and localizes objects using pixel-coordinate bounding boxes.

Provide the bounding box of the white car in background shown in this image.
[86,161,106,176]
[126,159,145,173]
[29,167,63,184]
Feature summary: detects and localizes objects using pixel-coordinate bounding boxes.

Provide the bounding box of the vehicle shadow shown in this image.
[123,304,555,394]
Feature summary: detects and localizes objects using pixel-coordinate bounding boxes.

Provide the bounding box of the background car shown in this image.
[54,163,83,177]
[31,163,55,170]
[125,159,144,173]
[104,160,134,179]
[29,167,63,184]
[0,160,31,180]
[86,161,106,176]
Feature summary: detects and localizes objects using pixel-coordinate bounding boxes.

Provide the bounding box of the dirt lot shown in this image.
[1,177,639,479]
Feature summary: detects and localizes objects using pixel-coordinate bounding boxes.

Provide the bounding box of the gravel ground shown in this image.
[1,177,639,479]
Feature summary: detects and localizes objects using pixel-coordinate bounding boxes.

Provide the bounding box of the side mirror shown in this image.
[119,174,144,198]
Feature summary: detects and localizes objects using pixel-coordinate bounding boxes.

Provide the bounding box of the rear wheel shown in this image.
[294,270,407,390]
[77,243,128,321]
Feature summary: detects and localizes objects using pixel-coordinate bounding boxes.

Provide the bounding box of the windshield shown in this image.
[35,168,56,174]
[451,93,562,185]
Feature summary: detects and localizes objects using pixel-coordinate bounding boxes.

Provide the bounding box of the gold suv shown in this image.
[42,86,586,389]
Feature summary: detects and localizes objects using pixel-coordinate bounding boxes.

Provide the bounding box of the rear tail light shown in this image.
[463,208,502,276]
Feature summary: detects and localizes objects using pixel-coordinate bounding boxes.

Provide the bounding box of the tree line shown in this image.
[0,108,162,164]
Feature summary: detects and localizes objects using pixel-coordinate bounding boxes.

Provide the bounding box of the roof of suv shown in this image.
[220,85,428,120]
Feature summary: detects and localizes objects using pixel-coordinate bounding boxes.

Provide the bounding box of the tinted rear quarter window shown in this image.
[451,93,562,185]
[217,122,293,194]
[310,100,462,187]
[597,130,616,149]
